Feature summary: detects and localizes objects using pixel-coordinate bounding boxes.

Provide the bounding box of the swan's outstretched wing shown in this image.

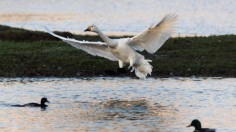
[128,14,177,53]
[45,27,118,61]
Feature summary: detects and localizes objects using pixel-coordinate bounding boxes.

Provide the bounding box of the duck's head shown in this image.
[41,97,50,105]
[187,119,202,130]
[84,25,98,32]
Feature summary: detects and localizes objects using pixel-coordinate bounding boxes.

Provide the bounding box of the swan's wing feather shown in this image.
[45,27,118,61]
[63,40,118,61]
[129,44,145,51]
[128,14,177,53]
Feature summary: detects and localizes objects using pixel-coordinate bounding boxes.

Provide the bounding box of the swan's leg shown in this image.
[129,59,134,68]
[128,58,135,72]
[118,60,124,68]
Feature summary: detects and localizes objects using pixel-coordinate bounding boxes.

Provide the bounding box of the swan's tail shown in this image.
[133,59,153,79]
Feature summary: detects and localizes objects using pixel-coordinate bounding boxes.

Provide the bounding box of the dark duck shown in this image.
[187,119,216,132]
[12,97,50,108]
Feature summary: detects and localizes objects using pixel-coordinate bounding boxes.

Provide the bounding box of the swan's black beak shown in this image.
[84,28,90,32]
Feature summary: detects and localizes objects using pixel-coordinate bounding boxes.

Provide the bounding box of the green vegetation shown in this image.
[0,25,235,77]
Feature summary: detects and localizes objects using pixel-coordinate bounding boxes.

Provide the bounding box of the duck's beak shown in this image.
[186,124,192,127]
[84,27,90,32]
[46,100,50,103]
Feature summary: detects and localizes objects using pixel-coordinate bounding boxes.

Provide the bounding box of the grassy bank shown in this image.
[0,25,235,77]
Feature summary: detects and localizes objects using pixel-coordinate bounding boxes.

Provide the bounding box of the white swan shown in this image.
[45,14,177,79]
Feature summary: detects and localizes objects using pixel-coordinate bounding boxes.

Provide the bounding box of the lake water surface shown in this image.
[0,77,235,131]
[0,0,236,35]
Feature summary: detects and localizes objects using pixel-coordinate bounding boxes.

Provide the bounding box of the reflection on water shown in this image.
[99,99,171,121]
[0,77,235,132]
[0,0,236,35]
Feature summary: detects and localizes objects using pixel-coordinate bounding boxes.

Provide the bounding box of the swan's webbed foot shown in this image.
[128,66,135,72]
[130,67,135,72]
[128,65,131,69]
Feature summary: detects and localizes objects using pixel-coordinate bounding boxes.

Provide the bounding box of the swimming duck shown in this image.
[187,119,216,132]
[12,97,50,108]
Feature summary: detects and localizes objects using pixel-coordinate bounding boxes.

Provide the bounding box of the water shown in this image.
[0,0,236,36]
[0,77,235,131]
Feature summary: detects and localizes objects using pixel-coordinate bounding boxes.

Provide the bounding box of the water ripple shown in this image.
[0,77,235,131]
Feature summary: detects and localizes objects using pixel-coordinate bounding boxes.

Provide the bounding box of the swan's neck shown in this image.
[95,30,114,46]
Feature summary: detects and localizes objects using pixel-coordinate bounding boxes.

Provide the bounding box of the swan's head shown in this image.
[84,25,98,32]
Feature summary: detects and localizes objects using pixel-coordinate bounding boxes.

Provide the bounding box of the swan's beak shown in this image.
[186,124,192,127]
[84,27,90,32]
